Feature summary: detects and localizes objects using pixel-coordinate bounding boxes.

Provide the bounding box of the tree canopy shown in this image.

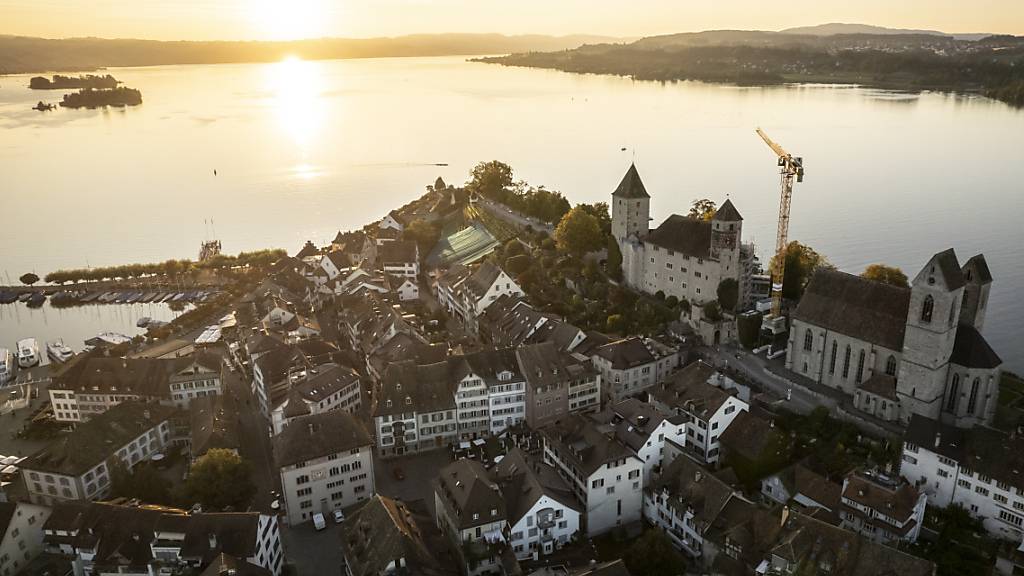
[861,264,909,288]
[688,198,717,221]
[577,202,611,235]
[183,449,255,511]
[605,235,623,281]
[19,273,39,286]
[467,160,514,197]
[622,529,689,576]
[717,278,739,311]
[554,207,604,256]
[404,219,441,252]
[769,241,832,300]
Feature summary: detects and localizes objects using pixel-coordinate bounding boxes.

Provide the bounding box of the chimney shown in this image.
[143,409,151,420]
[695,470,703,483]
[780,505,790,528]
[208,532,218,549]
[935,431,942,449]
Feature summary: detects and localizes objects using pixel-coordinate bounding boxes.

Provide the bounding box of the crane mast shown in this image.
[755,128,804,324]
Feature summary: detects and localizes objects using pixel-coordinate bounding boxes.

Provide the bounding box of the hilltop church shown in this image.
[786,249,1002,428]
[611,164,758,330]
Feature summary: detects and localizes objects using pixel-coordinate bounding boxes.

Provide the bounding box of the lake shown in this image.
[1,56,1022,372]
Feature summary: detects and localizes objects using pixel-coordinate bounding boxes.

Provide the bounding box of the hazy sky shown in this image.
[4,0,1023,41]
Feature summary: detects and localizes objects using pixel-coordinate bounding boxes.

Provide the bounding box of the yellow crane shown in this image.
[756,127,804,325]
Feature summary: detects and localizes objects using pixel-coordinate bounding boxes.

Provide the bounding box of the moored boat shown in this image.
[46,339,74,364]
[16,338,39,368]
[0,349,13,385]
[137,316,152,328]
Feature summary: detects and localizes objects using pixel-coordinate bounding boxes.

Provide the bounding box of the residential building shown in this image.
[42,501,282,576]
[786,250,1001,427]
[761,464,842,523]
[540,414,644,536]
[591,398,687,485]
[643,454,742,558]
[48,352,221,422]
[611,165,754,320]
[433,459,509,576]
[340,495,459,576]
[437,262,524,332]
[273,411,374,526]
[899,414,1024,543]
[21,402,176,505]
[839,471,926,545]
[270,363,362,435]
[189,394,240,462]
[0,501,51,576]
[493,449,581,560]
[589,336,678,403]
[649,362,749,465]
[380,210,408,232]
[516,342,601,430]
[378,241,420,279]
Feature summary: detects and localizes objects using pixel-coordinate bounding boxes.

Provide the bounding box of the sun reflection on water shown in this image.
[265,56,326,151]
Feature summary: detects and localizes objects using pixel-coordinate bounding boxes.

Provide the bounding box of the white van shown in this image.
[312,512,327,531]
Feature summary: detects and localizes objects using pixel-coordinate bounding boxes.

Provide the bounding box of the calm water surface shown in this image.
[1,56,1022,371]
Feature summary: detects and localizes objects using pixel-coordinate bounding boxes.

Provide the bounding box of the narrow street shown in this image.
[698,344,829,414]
[476,197,555,234]
[223,367,279,514]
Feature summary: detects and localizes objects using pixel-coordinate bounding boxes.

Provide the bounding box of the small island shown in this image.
[33,101,56,111]
[29,74,119,90]
[59,86,143,109]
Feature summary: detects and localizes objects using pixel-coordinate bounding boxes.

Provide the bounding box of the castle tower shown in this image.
[958,254,992,331]
[896,249,965,423]
[710,199,743,263]
[611,164,650,243]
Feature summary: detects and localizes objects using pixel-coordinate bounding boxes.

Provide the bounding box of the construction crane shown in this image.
[756,128,804,335]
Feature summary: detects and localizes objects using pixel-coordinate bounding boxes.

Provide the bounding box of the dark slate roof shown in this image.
[718,410,783,462]
[42,502,169,567]
[712,199,743,221]
[649,454,736,532]
[775,464,842,513]
[375,360,455,417]
[950,323,1002,369]
[611,164,649,199]
[272,410,372,468]
[190,395,240,457]
[651,366,734,421]
[23,402,177,476]
[931,248,965,291]
[792,269,910,351]
[516,342,597,392]
[540,413,638,477]
[591,398,686,453]
[643,214,712,258]
[492,448,579,524]
[569,560,633,576]
[0,503,16,542]
[199,553,271,576]
[857,374,898,401]
[174,512,262,562]
[464,261,504,300]
[964,254,992,284]
[841,473,921,524]
[51,353,220,398]
[379,241,419,265]
[592,337,657,370]
[340,495,458,576]
[435,459,506,530]
[295,240,319,259]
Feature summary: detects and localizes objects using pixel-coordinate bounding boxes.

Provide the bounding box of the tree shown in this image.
[861,264,909,288]
[554,207,604,256]
[606,314,626,334]
[769,241,832,300]
[467,161,513,198]
[622,529,688,576]
[183,449,255,511]
[605,236,623,281]
[504,239,526,257]
[688,198,717,221]
[577,202,611,235]
[702,300,723,323]
[110,462,174,506]
[717,278,739,311]
[404,220,441,252]
[505,254,530,275]
[19,273,39,286]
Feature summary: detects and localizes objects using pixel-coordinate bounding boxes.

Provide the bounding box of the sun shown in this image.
[250,0,327,41]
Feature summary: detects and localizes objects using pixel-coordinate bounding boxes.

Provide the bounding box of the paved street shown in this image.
[373,449,452,518]
[281,520,345,576]
[477,197,554,234]
[698,344,828,414]
[222,367,280,514]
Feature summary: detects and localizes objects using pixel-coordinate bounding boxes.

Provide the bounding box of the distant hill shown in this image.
[781,23,992,42]
[0,33,623,74]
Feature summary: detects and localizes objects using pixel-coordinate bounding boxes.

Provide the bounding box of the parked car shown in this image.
[313,513,327,531]
[392,466,405,481]
[333,509,345,524]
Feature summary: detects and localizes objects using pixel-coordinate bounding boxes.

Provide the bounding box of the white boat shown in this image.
[0,349,13,385]
[46,339,75,364]
[16,338,39,368]
[137,316,152,328]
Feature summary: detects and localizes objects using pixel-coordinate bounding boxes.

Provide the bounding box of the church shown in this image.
[611,164,758,325]
[786,249,1002,428]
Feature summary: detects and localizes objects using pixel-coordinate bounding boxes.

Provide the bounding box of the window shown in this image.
[921,295,934,323]
[967,378,981,414]
[937,469,949,478]
[885,355,897,377]
[296,475,310,485]
[842,346,852,379]
[948,300,957,327]
[976,486,990,496]
[829,342,838,374]
[947,375,960,412]
[803,330,813,352]
[855,350,865,383]
[995,494,1009,504]
[998,510,1024,527]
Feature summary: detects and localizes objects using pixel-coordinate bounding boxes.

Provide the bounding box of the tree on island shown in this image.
[182,449,256,511]
[555,207,604,256]
[688,198,717,221]
[769,241,832,301]
[19,273,39,286]
[467,160,514,198]
[861,264,909,288]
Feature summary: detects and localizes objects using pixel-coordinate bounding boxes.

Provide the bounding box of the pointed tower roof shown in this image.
[612,164,649,199]
[963,254,993,284]
[713,199,743,221]
[926,248,965,291]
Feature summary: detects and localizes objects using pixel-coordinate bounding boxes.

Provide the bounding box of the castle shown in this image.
[611,164,758,338]
[786,249,1002,428]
